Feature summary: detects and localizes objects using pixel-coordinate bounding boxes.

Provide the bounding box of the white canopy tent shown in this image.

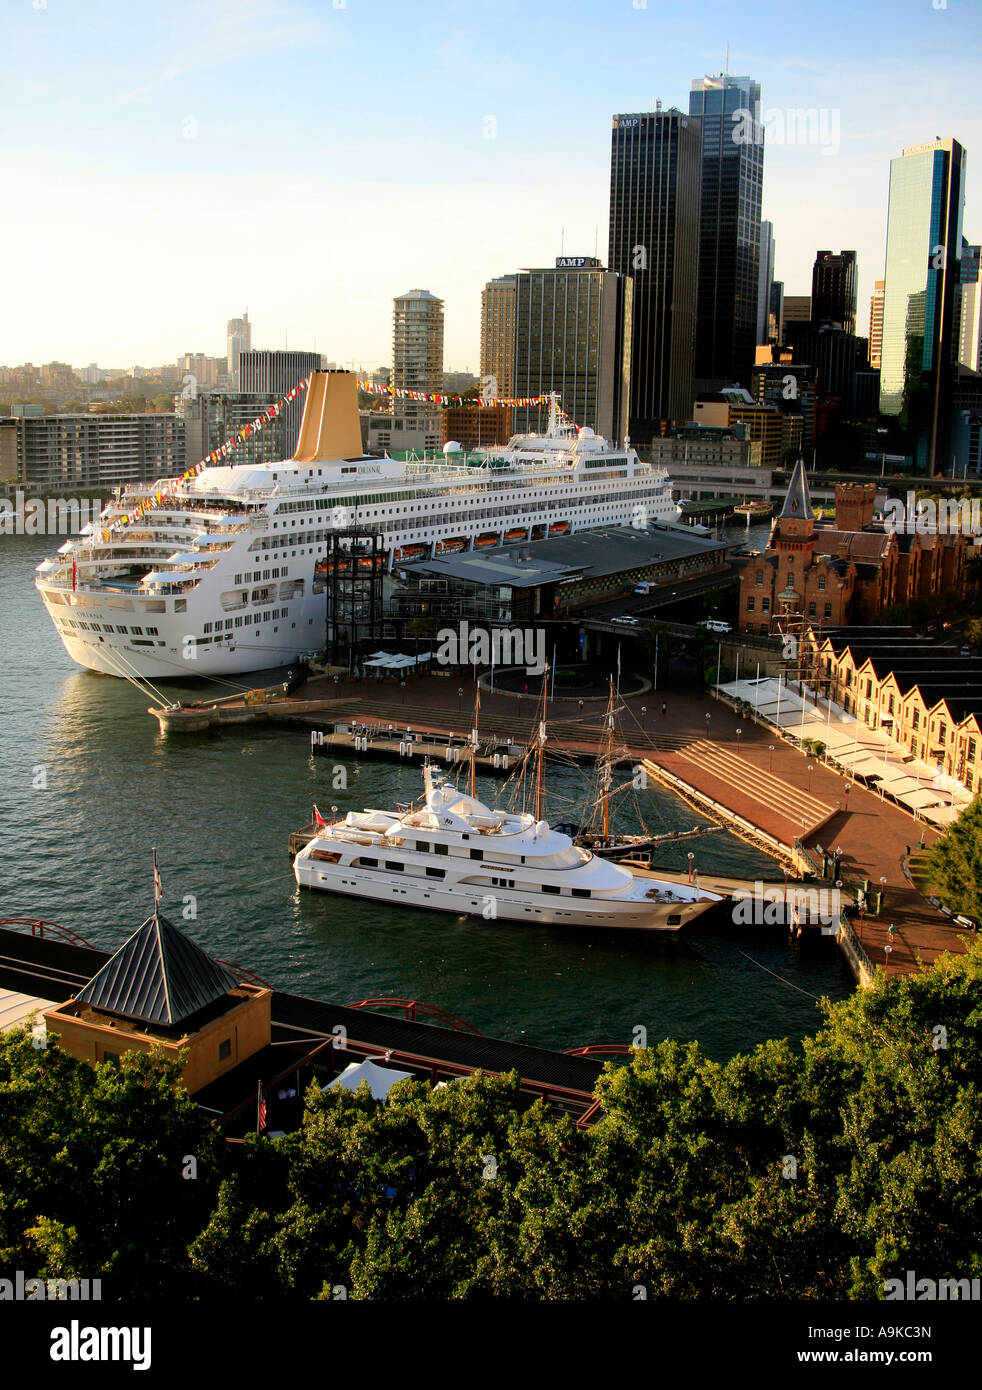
[325,1058,414,1100]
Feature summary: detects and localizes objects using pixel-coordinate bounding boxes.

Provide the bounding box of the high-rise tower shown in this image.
[608,106,702,443]
[688,73,764,390]
[880,137,966,473]
[812,251,857,333]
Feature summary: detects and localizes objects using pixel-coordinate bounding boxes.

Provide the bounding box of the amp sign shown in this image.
[555,256,599,269]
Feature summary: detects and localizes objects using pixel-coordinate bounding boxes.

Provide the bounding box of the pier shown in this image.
[0,924,605,1129]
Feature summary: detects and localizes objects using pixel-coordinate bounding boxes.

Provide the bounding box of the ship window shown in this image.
[571,888,591,898]
[469,848,483,860]
[542,884,560,895]
[385,860,404,872]
[358,856,378,868]
[425,866,445,879]
[434,843,448,856]
[415,841,430,852]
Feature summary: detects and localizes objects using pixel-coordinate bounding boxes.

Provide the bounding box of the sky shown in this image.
[3,0,981,374]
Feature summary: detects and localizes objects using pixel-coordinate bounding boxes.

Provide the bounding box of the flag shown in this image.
[152,847,163,903]
[257,1083,267,1133]
[313,805,327,827]
[71,554,77,592]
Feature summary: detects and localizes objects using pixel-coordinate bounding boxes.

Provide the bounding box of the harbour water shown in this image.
[0,528,852,1060]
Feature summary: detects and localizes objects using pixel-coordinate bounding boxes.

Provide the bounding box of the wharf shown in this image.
[0,926,604,1126]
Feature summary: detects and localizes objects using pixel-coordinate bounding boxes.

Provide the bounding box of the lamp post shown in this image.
[735,726,742,752]
[457,686,463,713]
[705,712,711,738]
[400,680,406,705]
[687,851,695,883]
[641,705,647,730]
[578,699,584,720]
[807,762,814,796]
[768,743,775,773]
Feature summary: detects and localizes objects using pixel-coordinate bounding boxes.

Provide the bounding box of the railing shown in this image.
[346,997,482,1034]
[214,958,274,990]
[0,917,97,949]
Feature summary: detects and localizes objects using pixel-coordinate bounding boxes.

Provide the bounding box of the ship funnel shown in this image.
[292,370,363,462]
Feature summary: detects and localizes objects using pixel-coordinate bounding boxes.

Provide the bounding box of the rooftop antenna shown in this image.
[594,224,598,258]
[725,41,730,76]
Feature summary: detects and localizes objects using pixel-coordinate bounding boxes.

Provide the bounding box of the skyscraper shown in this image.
[869,279,885,371]
[511,256,632,442]
[392,289,444,408]
[608,106,702,443]
[688,73,764,390]
[480,276,516,399]
[812,251,857,333]
[880,137,966,474]
[226,312,251,389]
[238,349,321,455]
[959,242,982,373]
[757,221,775,344]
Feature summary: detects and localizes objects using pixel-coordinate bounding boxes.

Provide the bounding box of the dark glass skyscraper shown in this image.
[607,107,702,444]
[688,74,763,391]
[880,138,966,474]
[812,250,858,333]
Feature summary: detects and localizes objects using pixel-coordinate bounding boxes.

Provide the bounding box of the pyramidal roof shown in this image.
[75,911,239,1027]
[780,458,812,520]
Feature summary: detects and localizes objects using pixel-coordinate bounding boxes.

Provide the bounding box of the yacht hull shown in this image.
[294,861,716,931]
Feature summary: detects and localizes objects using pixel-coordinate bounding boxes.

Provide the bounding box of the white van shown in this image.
[699,619,731,634]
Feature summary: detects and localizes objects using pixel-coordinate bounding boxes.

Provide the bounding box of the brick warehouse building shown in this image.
[739,462,972,635]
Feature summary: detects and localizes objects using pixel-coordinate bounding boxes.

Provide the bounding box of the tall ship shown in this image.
[35,371,675,680]
[293,764,721,932]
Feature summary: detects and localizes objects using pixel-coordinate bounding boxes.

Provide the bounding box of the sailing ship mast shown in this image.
[535,672,548,822]
[470,686,479,799]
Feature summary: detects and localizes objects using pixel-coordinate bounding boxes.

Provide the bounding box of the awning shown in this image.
[326,1059,414,1100]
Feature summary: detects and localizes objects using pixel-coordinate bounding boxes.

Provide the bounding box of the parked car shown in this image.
[699,619,731,634]
[612,615,639,625]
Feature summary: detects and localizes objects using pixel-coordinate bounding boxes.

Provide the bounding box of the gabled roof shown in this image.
[779,458,812,520]
[75,911,238,1027]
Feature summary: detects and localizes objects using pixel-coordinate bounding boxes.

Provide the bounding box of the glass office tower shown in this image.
[880,138,966,474]
[607,107,702,444]
[688,74,763,391]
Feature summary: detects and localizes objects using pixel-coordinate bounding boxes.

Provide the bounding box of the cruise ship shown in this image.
[35,371,675,680]
[293,766,722,931]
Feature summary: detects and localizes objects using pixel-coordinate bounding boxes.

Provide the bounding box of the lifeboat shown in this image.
[505,527,527,542]
[549,520,570,535]
[474,532,499,548]
[436,537,467,554]
[395,544,426,561]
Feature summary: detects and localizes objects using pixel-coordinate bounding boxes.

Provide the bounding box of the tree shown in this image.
[924,796,982,921]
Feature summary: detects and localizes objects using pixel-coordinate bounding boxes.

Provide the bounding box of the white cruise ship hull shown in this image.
[36,371,676,681]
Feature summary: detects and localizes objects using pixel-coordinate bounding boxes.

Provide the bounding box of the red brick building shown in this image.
[739,463,971,636]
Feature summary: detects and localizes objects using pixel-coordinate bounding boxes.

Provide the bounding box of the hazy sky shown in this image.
[3,0,981,373]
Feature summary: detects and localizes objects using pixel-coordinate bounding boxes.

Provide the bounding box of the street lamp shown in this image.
[578,699,584,719]
[400,680,406,705]
[735,726,742,752]
[705,712,712,738]
[641,705,647,730]
[768,743,775,773]
[457,686,463,712]
[807,762,814,795]
[687,851,695,883]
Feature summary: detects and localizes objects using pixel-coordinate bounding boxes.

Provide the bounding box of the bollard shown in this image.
[493,753,500,769]
[502,754,508,770]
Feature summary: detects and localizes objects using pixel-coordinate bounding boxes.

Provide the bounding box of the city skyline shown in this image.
[3,0,981,370]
